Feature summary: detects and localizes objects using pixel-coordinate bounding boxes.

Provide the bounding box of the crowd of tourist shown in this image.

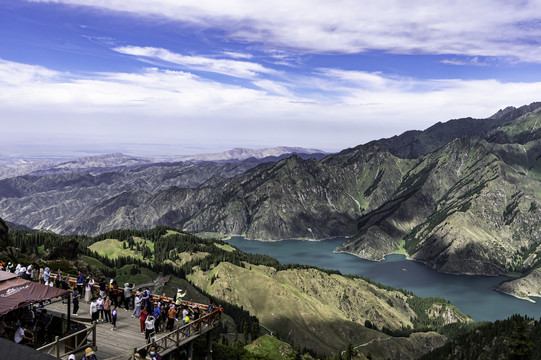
[1,261,217,358]
[0,261,69,289]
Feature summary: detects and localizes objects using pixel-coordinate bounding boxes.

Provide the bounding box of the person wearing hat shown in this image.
[174,289,186,306]
[141,288,150,310]
[133,291,142,318]
[44,267,51,284]
[166,303,178,331]
[152,303,161,334]
[192,305,200,321]
[123,282,134,311]
[82,347,98,360]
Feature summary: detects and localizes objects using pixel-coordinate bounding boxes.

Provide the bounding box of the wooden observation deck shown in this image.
[39,276,222,360]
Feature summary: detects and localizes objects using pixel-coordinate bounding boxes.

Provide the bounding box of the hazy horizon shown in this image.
[0,140,337,161]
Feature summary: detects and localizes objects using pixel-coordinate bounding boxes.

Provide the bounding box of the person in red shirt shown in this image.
[140,308,148,334]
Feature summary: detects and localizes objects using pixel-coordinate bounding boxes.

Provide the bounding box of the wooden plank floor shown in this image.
[44,300,153,359]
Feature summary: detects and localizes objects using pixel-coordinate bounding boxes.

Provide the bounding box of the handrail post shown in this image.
[61,313,66,335]
[188,340,193,360]
[206,330,212,360]
[92,321,97,348]
[74,326,79,351]
[55,336,60,358]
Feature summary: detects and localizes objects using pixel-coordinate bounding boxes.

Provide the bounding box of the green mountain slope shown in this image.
[188,261,471,354]
[244,335,297,360]
[341,134,541,275]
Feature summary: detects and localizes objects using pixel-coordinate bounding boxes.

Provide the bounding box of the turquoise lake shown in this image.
[226,236,541,322]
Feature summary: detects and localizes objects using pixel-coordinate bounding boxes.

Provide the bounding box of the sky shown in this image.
[2,1,541,158]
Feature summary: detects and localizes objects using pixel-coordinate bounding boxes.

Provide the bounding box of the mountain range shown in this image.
[0,147,327,180]
[3,103,541,298]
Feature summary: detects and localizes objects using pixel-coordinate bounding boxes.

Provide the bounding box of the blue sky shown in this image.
[2,0,541,158]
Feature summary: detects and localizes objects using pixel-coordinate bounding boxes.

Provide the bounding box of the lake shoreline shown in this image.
[226,236,541,322]
[233,236,511,278]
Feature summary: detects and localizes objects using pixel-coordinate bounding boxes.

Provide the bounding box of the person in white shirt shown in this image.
[14,323,34,345]
[96,297,105,323]
[145,315,155,343]
[90,298,99,323]
[26,264,33,280]
[19,266,27,279]
[181,307,189,324]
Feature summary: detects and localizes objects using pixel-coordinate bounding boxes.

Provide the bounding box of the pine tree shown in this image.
[21,241,28,254]
[506,320,533,360]
[243,322,250,344]
[251,321,260,340]
[344,342,353,360]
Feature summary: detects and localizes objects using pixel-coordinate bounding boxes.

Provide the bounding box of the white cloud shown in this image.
[441,57,496,67]
[0,59,60,85]
[113,46,275,78]
[252,79,295,97]
[2,58,541,156]
[221,51,253,59]
[31,0,541,62]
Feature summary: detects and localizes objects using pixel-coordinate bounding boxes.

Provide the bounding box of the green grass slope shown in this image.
[188,261,470,355]
[88,237,154,262]
[245,335,296,360]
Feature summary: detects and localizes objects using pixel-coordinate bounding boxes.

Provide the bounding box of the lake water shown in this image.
[226,236,541,322]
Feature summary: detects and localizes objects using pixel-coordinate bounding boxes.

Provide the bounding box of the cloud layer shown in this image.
[32,0,541,62]
[2,57,541,156]
[4,1,541,156]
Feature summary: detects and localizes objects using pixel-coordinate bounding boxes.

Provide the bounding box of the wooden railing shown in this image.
[37,321,97,359]
[54,275,208,311]
[104,308,222,360]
